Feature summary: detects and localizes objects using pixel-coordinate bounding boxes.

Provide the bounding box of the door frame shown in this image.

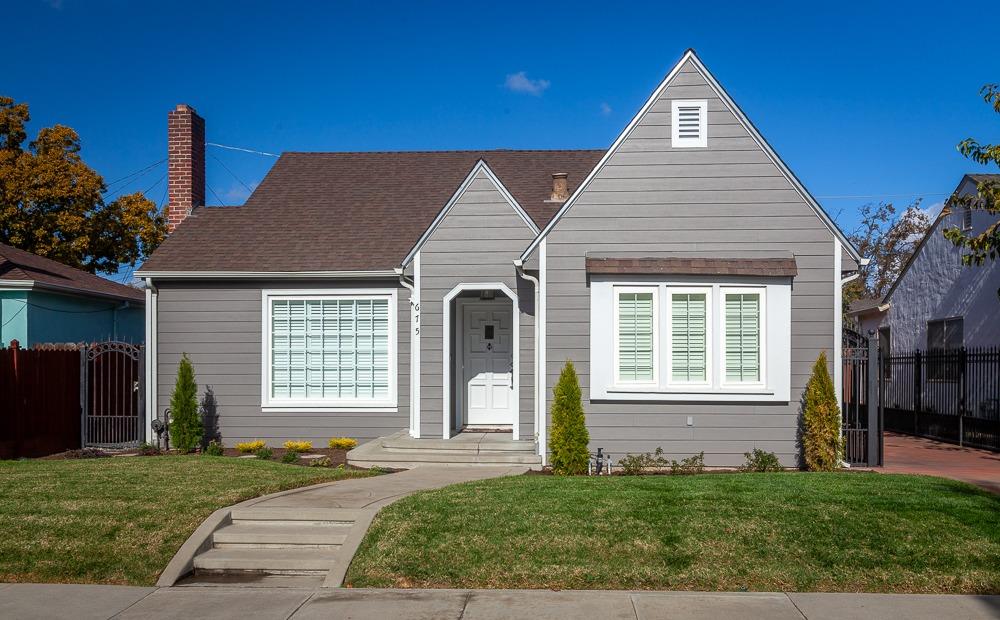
[442,282,519,440]
[456,299,516,430]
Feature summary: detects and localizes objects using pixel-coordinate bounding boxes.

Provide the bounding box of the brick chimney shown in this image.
[549,172,569,202]
[166,104,205,232]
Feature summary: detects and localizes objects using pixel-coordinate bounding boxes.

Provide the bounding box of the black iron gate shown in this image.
[842,329,881,466]
[82,342,144,449]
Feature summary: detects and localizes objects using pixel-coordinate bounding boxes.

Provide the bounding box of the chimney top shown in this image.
[166,104,206,233]
[174,103,197,113]
[548,172,569,202]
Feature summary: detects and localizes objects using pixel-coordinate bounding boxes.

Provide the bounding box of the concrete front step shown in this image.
[212,523,348,549]
[229,507,361,525]
[381,436,536,454]
[192,548,336,576]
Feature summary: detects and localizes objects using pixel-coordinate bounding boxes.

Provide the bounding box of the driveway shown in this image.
[882,432,1000,493]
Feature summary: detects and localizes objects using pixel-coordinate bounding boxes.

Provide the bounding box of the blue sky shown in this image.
[5,0,998,272]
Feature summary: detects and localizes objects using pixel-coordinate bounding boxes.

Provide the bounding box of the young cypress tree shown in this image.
[802,351,842,471]
[548,360,590,475]
[169,353,203,453]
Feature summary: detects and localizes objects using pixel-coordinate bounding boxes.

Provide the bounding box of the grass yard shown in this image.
[347,472,1000,593]
[0,456,373,585]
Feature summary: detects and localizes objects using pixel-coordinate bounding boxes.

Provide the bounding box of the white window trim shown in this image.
[613,285,659,387]
[720,286,767,389]
[671,99,708,148]
[260,288,398,411]
[665,286,713,388]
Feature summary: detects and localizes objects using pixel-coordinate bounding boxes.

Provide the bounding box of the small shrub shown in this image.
[309,456,332,467]
[235,440,266,454]
[617,448,667,475]
[283,440,312,452]
[136,441,161,456]
[548,360,590,475]
[204,440,225,457]
[281,450,299,464]
[254,447,273,460]
[802,352,843,471]
[741,448,783,472]
[328,437,358,450]
[670,452,704,475]
[62,448,110,459]
[169,354,203,453]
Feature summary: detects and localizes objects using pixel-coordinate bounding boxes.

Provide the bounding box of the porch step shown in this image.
[381,436,536,453]
[192,548,335,575]
[348,432,542,468]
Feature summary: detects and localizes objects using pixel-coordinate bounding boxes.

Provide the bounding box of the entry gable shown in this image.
[402,160,538,267]
[520,49,862,262]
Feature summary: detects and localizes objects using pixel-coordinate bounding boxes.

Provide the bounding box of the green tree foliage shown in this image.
[802,352,842,471]
[943,84,1000,277]
[0,96,166,274]
[169,354,202,453]
[548,360,590,475]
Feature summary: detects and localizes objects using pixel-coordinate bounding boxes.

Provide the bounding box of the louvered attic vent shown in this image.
[671,100,708,148]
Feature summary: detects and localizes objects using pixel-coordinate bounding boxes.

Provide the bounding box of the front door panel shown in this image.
[464,304,513,426]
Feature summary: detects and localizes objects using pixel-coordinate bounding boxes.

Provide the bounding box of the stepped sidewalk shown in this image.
[2,584,998,620]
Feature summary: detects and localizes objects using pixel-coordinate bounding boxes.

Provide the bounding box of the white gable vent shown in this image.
[671,100,708,148]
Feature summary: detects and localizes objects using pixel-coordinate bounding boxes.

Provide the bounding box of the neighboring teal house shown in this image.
[0,243,144,347]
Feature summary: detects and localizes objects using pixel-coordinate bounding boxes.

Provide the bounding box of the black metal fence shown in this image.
[881,346,1000,451]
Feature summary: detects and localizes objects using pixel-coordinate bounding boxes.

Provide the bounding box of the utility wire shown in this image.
[206,181,226,206]
[210,153,253,194]
[207,142,279,157]
[102,159,167,198]
[817,191,950,200]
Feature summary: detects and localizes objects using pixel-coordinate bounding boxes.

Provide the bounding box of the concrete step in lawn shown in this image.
[192,548,336,576]
[349,431,543,469]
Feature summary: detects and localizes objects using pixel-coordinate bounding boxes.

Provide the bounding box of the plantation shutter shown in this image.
[618,291,655,382]
[671,293,707,382]
[724,293,760,382]
[271,298,390,400]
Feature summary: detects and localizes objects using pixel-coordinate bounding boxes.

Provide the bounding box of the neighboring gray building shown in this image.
[138,50,862,467]
[856,174,1000,354]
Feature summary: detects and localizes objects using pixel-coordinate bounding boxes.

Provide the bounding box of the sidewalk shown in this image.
[2,584,998,620]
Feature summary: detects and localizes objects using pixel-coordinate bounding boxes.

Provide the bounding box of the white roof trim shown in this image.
[521,49,863,262]
[135,270,399,280]
[401,159,538,267]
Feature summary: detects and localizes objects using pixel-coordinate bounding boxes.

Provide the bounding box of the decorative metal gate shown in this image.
[82,342,144,449]
[842,329,881,466]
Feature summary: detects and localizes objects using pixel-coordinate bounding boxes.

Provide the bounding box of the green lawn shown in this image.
[0,456,373,585]
[347,472,1000,593]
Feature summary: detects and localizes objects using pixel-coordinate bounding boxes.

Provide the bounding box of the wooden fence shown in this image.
[0,342,82,459]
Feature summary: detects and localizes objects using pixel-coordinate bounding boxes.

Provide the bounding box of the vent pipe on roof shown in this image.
[550,172,569,202]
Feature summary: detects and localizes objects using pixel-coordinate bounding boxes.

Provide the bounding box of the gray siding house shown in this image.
[138,50,862,467]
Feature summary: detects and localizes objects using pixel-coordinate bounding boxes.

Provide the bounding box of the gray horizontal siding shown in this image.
[155,279,409,446]
[542,57,836,467]
[419,169,536,440]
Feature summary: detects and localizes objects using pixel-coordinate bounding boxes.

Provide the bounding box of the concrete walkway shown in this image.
[160,465,526,586]
[2,584,998,619]
[882,432,1000,493]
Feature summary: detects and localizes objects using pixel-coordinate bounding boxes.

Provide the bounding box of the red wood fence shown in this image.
[0,341,82,459]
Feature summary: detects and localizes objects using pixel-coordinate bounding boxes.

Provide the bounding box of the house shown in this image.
[856,174,1000,353]
[137,50,862,467]
[0,243,145,347]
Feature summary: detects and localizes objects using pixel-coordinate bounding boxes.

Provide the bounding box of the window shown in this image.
[264,291,396,407]
[615,288,657,384]
[671,100,708,148]
[724,292,763,384]
[926,317,963,382]
[878,326,891,380]
[962,206,973,231]
[669,290,709,384]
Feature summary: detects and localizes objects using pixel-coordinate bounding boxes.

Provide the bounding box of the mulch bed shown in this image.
[222,447,349,467]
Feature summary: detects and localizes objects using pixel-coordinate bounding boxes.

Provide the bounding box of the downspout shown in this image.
[513,259,540,454]
[144,279,158,443]
[395,266,419,438]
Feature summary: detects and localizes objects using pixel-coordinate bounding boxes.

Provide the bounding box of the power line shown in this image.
[206,181,226,206]
[102,159,167,197]
[817,191,950,200]
[210,153,253,194]
[207,142,279,157]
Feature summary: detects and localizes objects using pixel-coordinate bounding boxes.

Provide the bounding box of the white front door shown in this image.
[463,303,514,426]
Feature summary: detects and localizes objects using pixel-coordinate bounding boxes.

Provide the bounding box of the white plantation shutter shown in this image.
[271,297,390,401]
[725,293,760,382]
[617,291,655,382]
[671,292,707,382]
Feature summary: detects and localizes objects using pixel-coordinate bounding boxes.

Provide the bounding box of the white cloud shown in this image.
[599,102,613,116]
[221,181,258,204]
[504,71,550,96]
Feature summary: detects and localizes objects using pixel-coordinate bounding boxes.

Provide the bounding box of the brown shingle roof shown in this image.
[140,150,604,273]
[0,243,144,302]
[585,257,798,277]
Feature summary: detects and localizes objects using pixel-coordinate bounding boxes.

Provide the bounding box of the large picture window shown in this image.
[263,291,396,408]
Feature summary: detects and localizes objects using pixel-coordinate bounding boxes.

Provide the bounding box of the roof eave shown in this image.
[135,270,401,280]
